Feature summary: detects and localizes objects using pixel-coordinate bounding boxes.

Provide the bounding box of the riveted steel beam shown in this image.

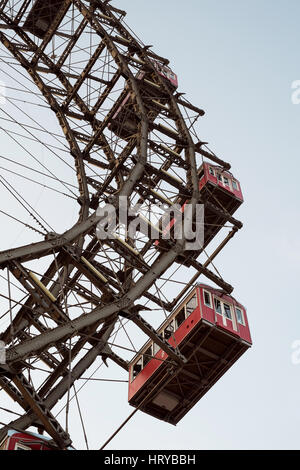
[120,310,187,366]
[12,373,72,449]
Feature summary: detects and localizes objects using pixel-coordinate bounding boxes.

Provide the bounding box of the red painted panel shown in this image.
[128,305,201,401]
[236,310,252,344]
[6,432,53,450]
[215,316,240,338]
[199,287,215,324]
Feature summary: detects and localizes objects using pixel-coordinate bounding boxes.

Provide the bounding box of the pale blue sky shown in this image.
[0,0,299,450]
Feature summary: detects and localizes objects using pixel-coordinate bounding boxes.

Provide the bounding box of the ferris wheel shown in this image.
[0,0,250,450]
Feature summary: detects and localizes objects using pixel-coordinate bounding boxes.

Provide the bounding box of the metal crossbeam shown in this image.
[120,310,187,366]
[12,373,72,449]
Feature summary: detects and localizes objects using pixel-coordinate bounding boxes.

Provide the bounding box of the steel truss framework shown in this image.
[0,0,242,449]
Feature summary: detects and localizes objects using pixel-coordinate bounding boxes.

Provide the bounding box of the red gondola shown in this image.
[151,61,178,89]
[128,284,251,424]
[155,162,243,256]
